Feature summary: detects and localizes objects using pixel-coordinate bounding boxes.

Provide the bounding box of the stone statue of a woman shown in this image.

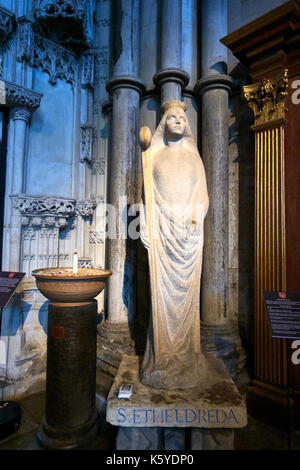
[139,100,209,390]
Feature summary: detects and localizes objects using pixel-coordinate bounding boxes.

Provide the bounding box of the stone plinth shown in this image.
[37,301,98,449]
[106,355,247,429]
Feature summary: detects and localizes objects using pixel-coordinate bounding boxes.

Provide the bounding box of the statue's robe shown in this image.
[140,140,209,390]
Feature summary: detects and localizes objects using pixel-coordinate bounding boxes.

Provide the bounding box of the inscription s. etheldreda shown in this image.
[116,407,239,427]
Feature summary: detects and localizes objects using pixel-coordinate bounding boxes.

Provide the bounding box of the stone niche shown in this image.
[33,0,94,51]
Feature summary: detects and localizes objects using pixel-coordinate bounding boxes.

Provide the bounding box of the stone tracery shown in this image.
[0,6,15,45]
[33,0,94,50]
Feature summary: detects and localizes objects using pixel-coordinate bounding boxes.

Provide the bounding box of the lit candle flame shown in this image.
[73,250,78,274]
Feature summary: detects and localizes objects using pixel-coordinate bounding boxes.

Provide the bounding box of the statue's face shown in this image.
[165,107,186,138]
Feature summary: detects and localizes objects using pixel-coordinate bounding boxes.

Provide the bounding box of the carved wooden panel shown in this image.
[254,123,287,387]
[244,71,289,389]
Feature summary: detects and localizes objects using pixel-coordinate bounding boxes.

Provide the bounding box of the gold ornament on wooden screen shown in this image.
[243,69,288,126]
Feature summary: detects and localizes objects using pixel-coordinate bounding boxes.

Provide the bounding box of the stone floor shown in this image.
[0,392,118,451]
[0,398,299,451]
[1,370,300,451]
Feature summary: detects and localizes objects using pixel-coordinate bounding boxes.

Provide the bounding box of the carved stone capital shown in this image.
[12,195,76,219]
[194,74,233,95]
[153,68,190,90]
[21,215,68,229]
[75,199,97,218]
[243,69,288,127]
[89,231,104,245]
[78,258,93,268]
[91,159,105,176]
[0,80,43,111]
[0,6,16,45]
[12,194,97,227]
[13,108,32,122]
[106,75,146,96]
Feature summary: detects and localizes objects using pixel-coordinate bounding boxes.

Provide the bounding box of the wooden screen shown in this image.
[244,71,288,392]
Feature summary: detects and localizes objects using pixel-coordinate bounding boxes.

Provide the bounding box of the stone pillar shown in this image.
[154,0,189,104]
[106,76,145,328]
[194,0,247,389]
[9,108,31,271]
[153,68,189,106]
[97,0,145,373]
[194,0,232,327]
[194,73,232,326]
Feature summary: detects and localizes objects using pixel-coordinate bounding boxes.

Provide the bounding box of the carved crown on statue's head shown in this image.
[161,100,187,114]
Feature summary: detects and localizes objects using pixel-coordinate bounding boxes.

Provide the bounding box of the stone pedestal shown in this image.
[106,355,247,450]
[97,319,135,376]
[37,301,98,449]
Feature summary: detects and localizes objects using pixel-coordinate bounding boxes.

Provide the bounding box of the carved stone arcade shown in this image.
[15,14,96,89]
[0,1,100,278]
[32,34,77,86]
[11,195,97,276]
[0,0,108,394]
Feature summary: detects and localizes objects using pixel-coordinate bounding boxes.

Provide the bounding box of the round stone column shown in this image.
[194,1,248,388]
[153,68,189,104]
[194,74,232,325]
[98,77,145,367]
[154,0,189,103]
[105,75,145,330]
[10,108,31,271]
[194,0,232,327]
[97,1,145,372]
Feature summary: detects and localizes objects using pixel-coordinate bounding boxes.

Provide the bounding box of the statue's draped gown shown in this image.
[140,106,209,390]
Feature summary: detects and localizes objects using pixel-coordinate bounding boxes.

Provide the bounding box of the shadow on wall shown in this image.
[229,62,255,378]
[1,296,25,337]
[123,204,141,342]
[21,300,48,336]
[134,238,151,355]
[210,61,228,75]
[38,301,49,334]
[0,298,48,338]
